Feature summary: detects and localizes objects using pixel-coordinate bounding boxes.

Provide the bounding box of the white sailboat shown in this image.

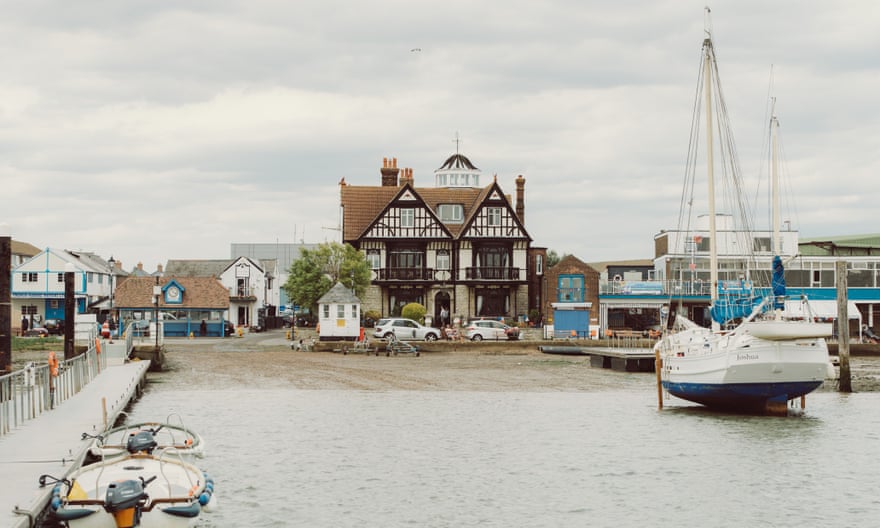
[654,13,831,412]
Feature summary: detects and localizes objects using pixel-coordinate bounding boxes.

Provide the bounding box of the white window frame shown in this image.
[401,208,414,228]
[487,207,502,226]
[366,250,381,269]
[436,250,450,270]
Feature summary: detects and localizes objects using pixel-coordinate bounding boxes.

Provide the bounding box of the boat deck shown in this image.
[0,361,150,528]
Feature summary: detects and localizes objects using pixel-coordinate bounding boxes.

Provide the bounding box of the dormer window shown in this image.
[438,204,463,223]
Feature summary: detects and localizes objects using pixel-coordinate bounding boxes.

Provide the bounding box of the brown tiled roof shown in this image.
[340,184,496,240]
[11,240,41,257]
[114,276,230,309]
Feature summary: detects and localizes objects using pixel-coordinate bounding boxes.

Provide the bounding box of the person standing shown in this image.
[21,315,29,336]
[200,319,207,337]
[440,306,449,327]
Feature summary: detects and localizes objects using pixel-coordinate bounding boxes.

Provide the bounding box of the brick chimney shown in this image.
[381,157,400,187]
[515,175,525,222]
[400,167,414,186]
[156,263,164,275]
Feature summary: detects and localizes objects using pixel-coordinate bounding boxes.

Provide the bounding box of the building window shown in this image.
[57,273,63,282]
[366,250,381,269]
[23,272,38,283]
[558,274,584,302]
[436,250,450,270]
[401,208,414,228]
[438,204,464,223]
[337,305,345,318]
[487,207,502,226]
[753,237,771,252]
[87,272,95,283]
[389,247,423,269]
[351,305,358,319]
[536,254,543,275]
[323,304,330,318]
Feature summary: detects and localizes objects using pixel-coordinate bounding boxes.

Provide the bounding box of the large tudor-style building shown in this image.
[341,154,545,326]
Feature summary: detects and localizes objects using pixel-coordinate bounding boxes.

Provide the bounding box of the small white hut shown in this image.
[317,282,361,341]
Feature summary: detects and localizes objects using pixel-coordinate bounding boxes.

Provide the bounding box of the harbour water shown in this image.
[106,379,879,527]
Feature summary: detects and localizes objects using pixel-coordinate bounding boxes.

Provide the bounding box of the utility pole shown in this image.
[0,224,11,374]
[836,260,852,392]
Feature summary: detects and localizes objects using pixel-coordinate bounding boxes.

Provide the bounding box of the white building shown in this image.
[12,248,113,326]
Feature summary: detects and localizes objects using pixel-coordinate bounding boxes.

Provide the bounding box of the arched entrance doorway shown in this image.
[434,291,451,328]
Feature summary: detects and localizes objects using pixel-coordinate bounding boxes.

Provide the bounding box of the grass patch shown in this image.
[12,336,63,352]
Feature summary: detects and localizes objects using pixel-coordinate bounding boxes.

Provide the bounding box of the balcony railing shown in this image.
[600,279,712,296]
[229,287,257,300]
[464,267,522,281]
[374,267,436,281]
[556,288,584,302]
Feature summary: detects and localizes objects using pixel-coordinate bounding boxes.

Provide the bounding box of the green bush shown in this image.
[401,303,427,324]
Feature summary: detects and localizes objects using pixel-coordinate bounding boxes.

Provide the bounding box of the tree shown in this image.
[546,249,564,268]
[283,242,371,315]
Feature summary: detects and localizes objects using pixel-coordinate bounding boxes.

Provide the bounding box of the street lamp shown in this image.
[107,256,115,330]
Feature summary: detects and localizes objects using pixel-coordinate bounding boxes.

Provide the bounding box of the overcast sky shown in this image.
[2,1,877,273]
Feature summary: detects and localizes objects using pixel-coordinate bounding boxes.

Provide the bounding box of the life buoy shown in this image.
[47,351,59,377]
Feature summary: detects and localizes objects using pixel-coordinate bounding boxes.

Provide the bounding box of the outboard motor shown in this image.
[126,430,158,454]
[105,479,148,528]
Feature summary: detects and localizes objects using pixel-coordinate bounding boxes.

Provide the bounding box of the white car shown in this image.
[373,318,441,341]
[465,319,521,341]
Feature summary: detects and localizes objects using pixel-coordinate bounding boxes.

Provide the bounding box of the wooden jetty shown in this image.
[539,345,655,372]
[0,360,150,528]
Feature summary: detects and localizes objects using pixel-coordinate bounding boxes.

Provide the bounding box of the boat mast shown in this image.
[704,35,718,306]
[770,99,781,255]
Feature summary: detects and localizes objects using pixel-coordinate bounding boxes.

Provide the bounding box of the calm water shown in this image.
[116,385,879,527]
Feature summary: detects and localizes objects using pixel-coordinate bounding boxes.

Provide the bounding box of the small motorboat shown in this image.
[83,419,205,465]
[42,425,216,528]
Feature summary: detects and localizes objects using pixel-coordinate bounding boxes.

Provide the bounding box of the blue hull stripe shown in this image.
[662,380,823,410]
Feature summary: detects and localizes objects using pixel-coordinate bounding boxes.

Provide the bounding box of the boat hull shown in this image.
[662,379,824,410]
[657,322,830,411]
[86,422,205,465]
[51,453,213,528]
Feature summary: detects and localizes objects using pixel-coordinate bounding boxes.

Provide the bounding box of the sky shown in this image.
[2,1,877,273]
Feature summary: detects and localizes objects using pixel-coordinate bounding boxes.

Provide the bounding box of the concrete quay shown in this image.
[0,360,150,528]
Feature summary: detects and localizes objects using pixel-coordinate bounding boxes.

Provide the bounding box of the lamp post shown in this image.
[107,256,115,334]
[153,276,160,353]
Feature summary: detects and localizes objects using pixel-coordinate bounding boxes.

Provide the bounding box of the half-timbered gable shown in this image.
[460,183,530,240]
[361,184,453,240]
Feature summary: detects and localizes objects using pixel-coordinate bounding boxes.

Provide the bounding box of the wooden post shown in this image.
[836,260,852,392]
[64,266,76,360]
[0,227,11,374]
[655,350,663,410]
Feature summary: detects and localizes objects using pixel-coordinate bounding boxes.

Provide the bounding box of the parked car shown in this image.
[225,320,235,336]
[373,318,441,341]
[24,327,49,337]
[44,319,65,335]
[465,319,521,341]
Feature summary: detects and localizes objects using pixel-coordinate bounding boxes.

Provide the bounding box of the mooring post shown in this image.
[0,224,11,374]
[836,260,852,392]
[655,350,663,410]
[64,263,76,360]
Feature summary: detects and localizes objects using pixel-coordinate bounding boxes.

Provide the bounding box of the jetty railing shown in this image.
[0,332,107,437]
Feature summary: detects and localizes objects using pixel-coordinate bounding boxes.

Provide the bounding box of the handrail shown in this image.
[0,329,108,437]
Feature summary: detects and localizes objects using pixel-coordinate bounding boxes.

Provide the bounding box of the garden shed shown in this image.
[317,282,361,341]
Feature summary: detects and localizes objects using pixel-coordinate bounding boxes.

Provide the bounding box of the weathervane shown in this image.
[453,132,462,154]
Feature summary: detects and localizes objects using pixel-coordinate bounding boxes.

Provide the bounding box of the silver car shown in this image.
[465,319,521,341]
[373,318,441,341]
